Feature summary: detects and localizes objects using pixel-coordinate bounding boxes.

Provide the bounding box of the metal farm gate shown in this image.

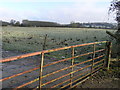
[1,41,112,89]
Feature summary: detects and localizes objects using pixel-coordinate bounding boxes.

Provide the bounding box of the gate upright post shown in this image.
[70,47,74,88]
[91,44,96,75]
[106,42,112,70]
[39,53,44,90]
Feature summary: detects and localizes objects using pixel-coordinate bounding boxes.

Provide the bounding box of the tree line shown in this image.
[0,19,117,29]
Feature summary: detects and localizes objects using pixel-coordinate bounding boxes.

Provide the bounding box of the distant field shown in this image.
[2,27,115,52]
[2,26,117,62]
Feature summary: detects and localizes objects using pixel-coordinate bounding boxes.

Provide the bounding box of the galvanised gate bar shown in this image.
[0,41,112,89]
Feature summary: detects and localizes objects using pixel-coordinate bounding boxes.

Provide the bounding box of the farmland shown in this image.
[2,27,115,52]
[2,26,116,62]
[2,27,119,88]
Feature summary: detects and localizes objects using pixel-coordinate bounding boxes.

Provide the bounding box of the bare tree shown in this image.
[14,21,20,26]
[10,19,16,26]
[106,0,120,59]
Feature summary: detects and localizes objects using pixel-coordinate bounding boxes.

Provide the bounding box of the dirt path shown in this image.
[2,50,40,88]
[2,50,88,88]
[77,60,120,89]
[2,50,120,89]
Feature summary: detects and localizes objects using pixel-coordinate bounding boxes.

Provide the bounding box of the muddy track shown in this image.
[2,50,89,88]
[2,50,119,89]
[77,60,120,89]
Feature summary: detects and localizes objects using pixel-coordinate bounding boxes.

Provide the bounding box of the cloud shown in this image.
[1,0,111,3]
[1,0,75,3]
[0,0,115,23]
[37,1,111,23]
[0,7,39,22]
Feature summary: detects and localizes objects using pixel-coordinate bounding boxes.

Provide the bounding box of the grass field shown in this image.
[1,27,119,88]
[2,26,116,62]
[2,27,115,52]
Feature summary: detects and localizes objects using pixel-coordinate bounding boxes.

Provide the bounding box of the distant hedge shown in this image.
[22,20,61,27]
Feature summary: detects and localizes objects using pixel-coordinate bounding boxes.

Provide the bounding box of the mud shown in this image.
[2,50,89,88]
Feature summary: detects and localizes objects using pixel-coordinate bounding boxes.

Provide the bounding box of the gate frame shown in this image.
[0,41,112,89]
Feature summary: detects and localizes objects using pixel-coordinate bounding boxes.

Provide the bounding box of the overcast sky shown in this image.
[0,0,116,24]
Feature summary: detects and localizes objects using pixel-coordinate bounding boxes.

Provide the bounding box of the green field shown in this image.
[2,26,117,62]
[2,27,115,52]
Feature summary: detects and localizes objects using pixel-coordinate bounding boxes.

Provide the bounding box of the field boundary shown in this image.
[1,41,112,89]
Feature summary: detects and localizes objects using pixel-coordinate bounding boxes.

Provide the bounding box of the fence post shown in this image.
[106,42,112,70]
[91,44,96,75]
[70,47,74,88]
[43,34,47,50]
[39,53,44,90]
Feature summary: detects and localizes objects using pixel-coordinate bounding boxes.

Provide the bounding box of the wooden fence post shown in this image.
[43,34,47,50]
[106,42,112,70]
